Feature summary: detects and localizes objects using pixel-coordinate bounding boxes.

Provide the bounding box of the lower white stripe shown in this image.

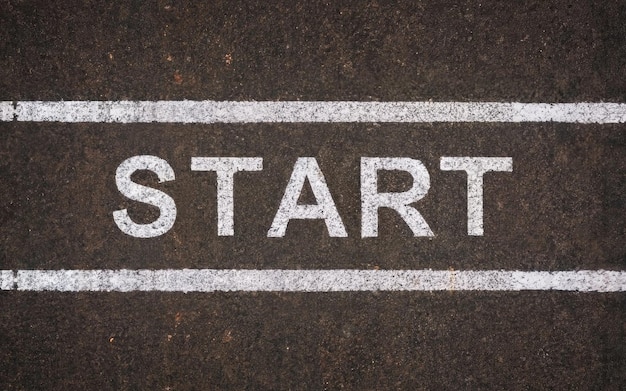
[0,269,624,292]
[2,101,626,123]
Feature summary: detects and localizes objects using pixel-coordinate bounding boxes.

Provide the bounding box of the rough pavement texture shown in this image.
[1,0,625,389]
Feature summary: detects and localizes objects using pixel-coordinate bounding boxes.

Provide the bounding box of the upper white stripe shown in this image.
[3,269,625,292]
[3,101,626,123]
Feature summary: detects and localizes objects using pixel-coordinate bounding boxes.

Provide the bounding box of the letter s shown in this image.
[113,155,176,238]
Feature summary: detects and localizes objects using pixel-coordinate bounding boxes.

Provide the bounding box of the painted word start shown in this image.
[113,155,512,238]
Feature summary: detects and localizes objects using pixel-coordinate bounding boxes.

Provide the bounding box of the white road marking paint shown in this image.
[0,270,15,290]
[361,157,433,237]
[191,157,263,236]
[268,157,347,237]
[2,101,626,123]
[0,101,14,122]
[440,157,514,236]
[113,155,177,238]
[0,269,624,292]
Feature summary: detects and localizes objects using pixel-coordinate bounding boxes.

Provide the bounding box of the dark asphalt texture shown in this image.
[1,0,625,389]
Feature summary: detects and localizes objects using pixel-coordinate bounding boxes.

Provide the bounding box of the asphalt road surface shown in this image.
[1,0,625,389]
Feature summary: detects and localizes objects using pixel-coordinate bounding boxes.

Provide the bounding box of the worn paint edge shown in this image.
[1,269,624,292]
[5,101,626,123]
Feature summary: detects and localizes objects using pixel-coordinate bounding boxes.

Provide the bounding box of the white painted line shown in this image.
[5,101,626,123]
[0,101,14,122]
[2,269,624,292]
[0,270,15,290]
